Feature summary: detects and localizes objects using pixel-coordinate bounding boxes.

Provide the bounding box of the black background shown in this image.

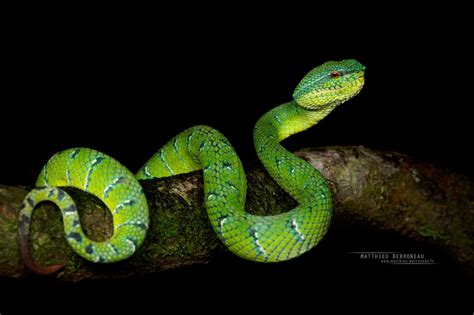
[1,6,473,314]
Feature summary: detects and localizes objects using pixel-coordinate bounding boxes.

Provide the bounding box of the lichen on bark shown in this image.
[0,146,472,281]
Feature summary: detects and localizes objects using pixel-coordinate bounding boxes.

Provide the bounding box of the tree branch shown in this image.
[0,146,472,281]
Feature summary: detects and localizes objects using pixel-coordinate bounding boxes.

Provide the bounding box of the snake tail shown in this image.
[19,59,365,273]
[18,148,149,273]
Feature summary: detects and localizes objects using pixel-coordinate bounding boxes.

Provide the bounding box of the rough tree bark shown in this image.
[0,146,472,281]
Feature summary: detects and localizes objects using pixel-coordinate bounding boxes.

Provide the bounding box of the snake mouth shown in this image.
[314,74,365,96]
[295,73,365,110]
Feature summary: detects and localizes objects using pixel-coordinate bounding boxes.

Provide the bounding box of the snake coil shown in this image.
[18,59,365,274]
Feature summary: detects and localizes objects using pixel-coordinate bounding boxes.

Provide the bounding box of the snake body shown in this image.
[18,59,365,274]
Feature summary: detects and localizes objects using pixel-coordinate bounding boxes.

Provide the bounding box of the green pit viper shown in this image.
[18,59,365,274]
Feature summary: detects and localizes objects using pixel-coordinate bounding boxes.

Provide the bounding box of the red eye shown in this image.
[329,70,340,78]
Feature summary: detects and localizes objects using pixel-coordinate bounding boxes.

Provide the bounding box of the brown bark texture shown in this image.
[0,146,472,281]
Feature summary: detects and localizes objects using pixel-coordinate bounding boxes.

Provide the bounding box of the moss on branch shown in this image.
[0,146,472,281]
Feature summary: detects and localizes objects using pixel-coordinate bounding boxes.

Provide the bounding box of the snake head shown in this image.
[293,59,365,110]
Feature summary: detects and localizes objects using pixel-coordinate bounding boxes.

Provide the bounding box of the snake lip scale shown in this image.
[18,59,365,274]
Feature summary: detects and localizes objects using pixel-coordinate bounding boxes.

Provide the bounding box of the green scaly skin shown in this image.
[18,59,365,273]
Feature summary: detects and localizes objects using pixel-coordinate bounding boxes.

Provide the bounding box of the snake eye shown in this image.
[329,70,340,78]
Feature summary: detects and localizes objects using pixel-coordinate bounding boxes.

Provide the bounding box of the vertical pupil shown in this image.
[330,71,340,78]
